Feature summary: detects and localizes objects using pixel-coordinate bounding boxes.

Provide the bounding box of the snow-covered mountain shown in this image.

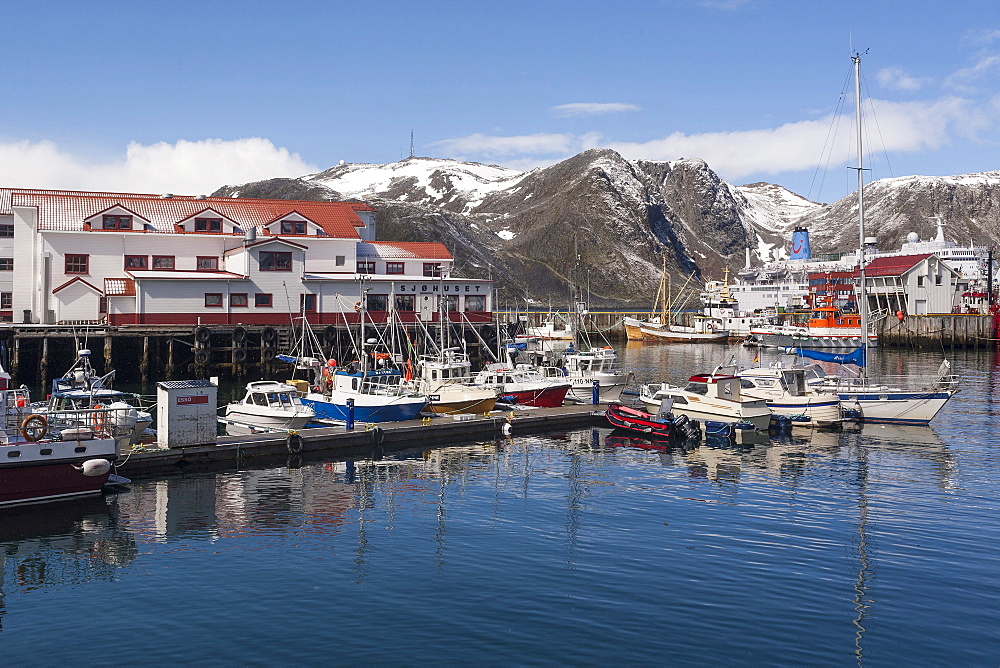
[214,152,1000,306]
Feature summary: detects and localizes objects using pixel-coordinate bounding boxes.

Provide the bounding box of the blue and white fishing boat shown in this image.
[278,309,427,424]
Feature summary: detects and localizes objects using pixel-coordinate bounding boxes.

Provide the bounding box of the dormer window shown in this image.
[195,218,223,232]
[103,215,132,230]
[280,220,306,235]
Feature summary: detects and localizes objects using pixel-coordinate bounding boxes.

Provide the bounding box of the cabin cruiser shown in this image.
[224,380,315,432]
[731,363,843,428]
[639,372,771,431]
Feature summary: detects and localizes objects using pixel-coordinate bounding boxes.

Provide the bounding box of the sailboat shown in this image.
[630,268,729,343]
[786,54,959,425]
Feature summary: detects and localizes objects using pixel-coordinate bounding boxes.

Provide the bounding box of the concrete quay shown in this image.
[116,403,608,478]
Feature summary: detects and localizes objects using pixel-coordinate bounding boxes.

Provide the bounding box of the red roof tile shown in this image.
[357,241,452,260]
[6,188,375,239]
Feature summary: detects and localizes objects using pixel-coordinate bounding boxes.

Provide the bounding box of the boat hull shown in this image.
[303,394,427,423]
[764,398,843,428]
[497,384,571,408]
[224,406,313,431]
[0,439,118,507]
[837,391,952,425]
[425,396,497,415]
[566,376,626,403]
[756,331,878,349]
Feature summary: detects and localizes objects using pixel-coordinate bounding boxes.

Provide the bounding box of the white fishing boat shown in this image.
[639,371,772,431]
[224,380,315,432]
[543,345,628,402]
[527,312,575,341]
[33,349,152,446]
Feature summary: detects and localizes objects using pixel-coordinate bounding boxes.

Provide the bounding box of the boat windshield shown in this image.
[684,382,708,395]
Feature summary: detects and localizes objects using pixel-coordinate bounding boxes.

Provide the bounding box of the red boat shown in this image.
[605,402,701,441]
[474,364,572,408]
[0,366,125,507]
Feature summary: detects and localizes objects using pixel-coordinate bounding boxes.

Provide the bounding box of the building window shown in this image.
[0,225,13,237]
[205,293,223,308]
[465,295,486,311]
[335,255,345,267]
[386,262,404,275]
[102,215,132,230]
[98,297,108,313]
[255,293,273,307]
[197,256,219,271]
[0,258,12,271]
[195,218,223,232]
[935,275,942,285]
[917,276,925,287]
[280,220,306,234]
[231,293,248,307]
[423,263,442,277]
[260,251,292,271]
[0,292,11,309]
[300,294,316,312]
[443,295,459,312]
[358,261,375,274]
[395,294,415,312]
[65,254,88,274]
[125,255,148,269]
[152,256,175,270]
[367,294,388,312]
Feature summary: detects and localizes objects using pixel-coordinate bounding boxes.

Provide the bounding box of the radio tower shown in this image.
[410,130,414,158]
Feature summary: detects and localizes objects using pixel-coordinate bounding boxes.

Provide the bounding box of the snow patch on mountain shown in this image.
[733,182,823,233]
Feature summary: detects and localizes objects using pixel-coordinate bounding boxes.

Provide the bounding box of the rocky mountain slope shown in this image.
[214,152,1000,307]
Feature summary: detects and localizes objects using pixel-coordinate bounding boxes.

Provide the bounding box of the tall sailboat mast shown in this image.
[853,53,869,378]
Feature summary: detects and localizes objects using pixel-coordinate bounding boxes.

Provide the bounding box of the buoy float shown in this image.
[896,310,905,321]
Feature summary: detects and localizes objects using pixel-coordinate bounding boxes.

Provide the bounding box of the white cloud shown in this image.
[550,102,641,118]
[432,96,997,184]
[876,66,929,92]
[0,137,318,194]
[945,54,1000,92]
[429,132,583,158]
[961,28,1000,47]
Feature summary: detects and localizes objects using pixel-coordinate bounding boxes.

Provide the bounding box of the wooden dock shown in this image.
[115,403,608,478]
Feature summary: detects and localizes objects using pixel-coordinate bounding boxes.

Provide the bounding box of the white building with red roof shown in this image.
[0,188,492,326]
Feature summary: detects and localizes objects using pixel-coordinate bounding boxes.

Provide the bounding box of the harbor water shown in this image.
[1,343,998,664]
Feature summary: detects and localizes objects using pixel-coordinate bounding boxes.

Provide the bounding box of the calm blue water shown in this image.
[1,344,998,665]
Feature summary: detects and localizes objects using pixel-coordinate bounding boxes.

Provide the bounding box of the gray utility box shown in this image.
[156,379,218,448]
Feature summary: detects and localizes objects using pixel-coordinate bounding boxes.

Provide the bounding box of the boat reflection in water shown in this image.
[0,497,138,631]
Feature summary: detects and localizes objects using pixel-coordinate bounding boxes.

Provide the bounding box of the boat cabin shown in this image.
[738,368,810,397]
[807,306,861,329]
[684,374,744,401]
[242,382,305,410]
[564,347,618,373]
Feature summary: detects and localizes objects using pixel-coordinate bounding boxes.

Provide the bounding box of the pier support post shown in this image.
[141,336,150,386]
[167,337,175,379]
[39,336,48,384]
[346,398,355,430]
[104,335,113,372]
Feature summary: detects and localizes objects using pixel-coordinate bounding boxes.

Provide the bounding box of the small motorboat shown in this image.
[224,381,315,432]
[473,363,572,408]
[639,371,772,431]
[604,402,701,441]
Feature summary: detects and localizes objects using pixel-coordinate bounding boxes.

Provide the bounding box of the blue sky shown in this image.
[2,0,999,202]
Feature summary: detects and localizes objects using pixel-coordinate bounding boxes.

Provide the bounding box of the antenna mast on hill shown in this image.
[410,130,414,158]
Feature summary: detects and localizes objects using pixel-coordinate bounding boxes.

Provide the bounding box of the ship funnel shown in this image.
[790,227,811,260]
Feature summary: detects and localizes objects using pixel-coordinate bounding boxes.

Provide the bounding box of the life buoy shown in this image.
[90,404,107,432]
[354,301,362,312]
[286,432,304,454]
[20,414,47,442]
